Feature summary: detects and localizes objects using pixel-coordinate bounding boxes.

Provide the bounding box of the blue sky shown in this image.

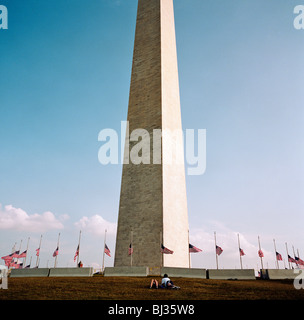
[0,0,303,271]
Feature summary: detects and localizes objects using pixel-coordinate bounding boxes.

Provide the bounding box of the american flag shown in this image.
[295,256,304,266]
[258,249,264,258]
[288,255,297,263]
[74,245,79,262]
[36,248,40,257]
[239,248,245,256]
[12,250,20,258]
[189,244,202,253]
[18,250,27,259]
[128,243,133,256]
[53,247,59,257]
[1,253,14,261]
[4,259,12,267]
[104,244,111,257]
[216,245,223,256]
[161,244,173,254]
[276,251,283,261]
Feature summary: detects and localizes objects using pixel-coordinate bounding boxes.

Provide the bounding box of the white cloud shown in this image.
[0,204,65,233]
[75,215,117,237]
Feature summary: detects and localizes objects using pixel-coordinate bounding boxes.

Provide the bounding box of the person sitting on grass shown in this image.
[161,274,180,289]
[149,279,159,289]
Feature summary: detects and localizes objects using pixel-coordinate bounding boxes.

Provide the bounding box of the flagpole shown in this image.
[77,230,81,266]
[160,231,163,268]
[188,229,191,269]
[292,245,296,257]
[54,233,60,268]
[237,233,243,270]
[12,242,16,254]
[273,239,279,269]
[24,237,30,268]
[36,235,42,268]
[258,236,264,270]
[130,230,133,267]
[285,242,291,269]
[19,239,23,255]
[17,239,22,267]
[102,229,107,273]
[292,245,298,266]
[28,256,32,268]
[214,232,219,270]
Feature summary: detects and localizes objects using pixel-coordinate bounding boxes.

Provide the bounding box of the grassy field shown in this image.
[1,276,304,300]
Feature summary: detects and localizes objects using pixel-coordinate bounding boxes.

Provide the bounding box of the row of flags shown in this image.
[1,235,43,269]
[288,255,304,265]
[1,234,62,269]
[1,251,26,268]
[101,235,304,269]
[258,249,304,265]
[101,243,203,258]
[1,250,28,261]
[2,231,303,270]
[1,246,42,269]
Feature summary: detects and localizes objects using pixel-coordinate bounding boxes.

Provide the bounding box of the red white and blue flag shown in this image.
[11,251,20,258]
[276,251,283,261]
[128,243,133,256]
[53,247,59,257]
[216,245,223,256]
[161,244,173,254]
[295,256,304,266]
[74,245,79,262]
[18,250,27,259]
[288,255,297,263]
[258,249,264,258]
[4,259,12,267]
[239,248,245,256]
[189,244,202,253]
[1,253,14,262]
[104,244,111,257]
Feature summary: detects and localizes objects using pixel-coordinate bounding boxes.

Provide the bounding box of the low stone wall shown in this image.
[104,266,148,277]
[10,268,50,278]
[207,269,256,280]
[48,267,93,277]
[160,267,206,279]
[263,269,298,280]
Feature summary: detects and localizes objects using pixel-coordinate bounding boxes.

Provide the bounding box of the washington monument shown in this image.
[114,0,190,268]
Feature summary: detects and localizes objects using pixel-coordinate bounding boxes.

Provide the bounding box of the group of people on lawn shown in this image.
[149,274,180,289]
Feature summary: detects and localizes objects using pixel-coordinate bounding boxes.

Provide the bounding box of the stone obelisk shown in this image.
[114,0,189,268]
